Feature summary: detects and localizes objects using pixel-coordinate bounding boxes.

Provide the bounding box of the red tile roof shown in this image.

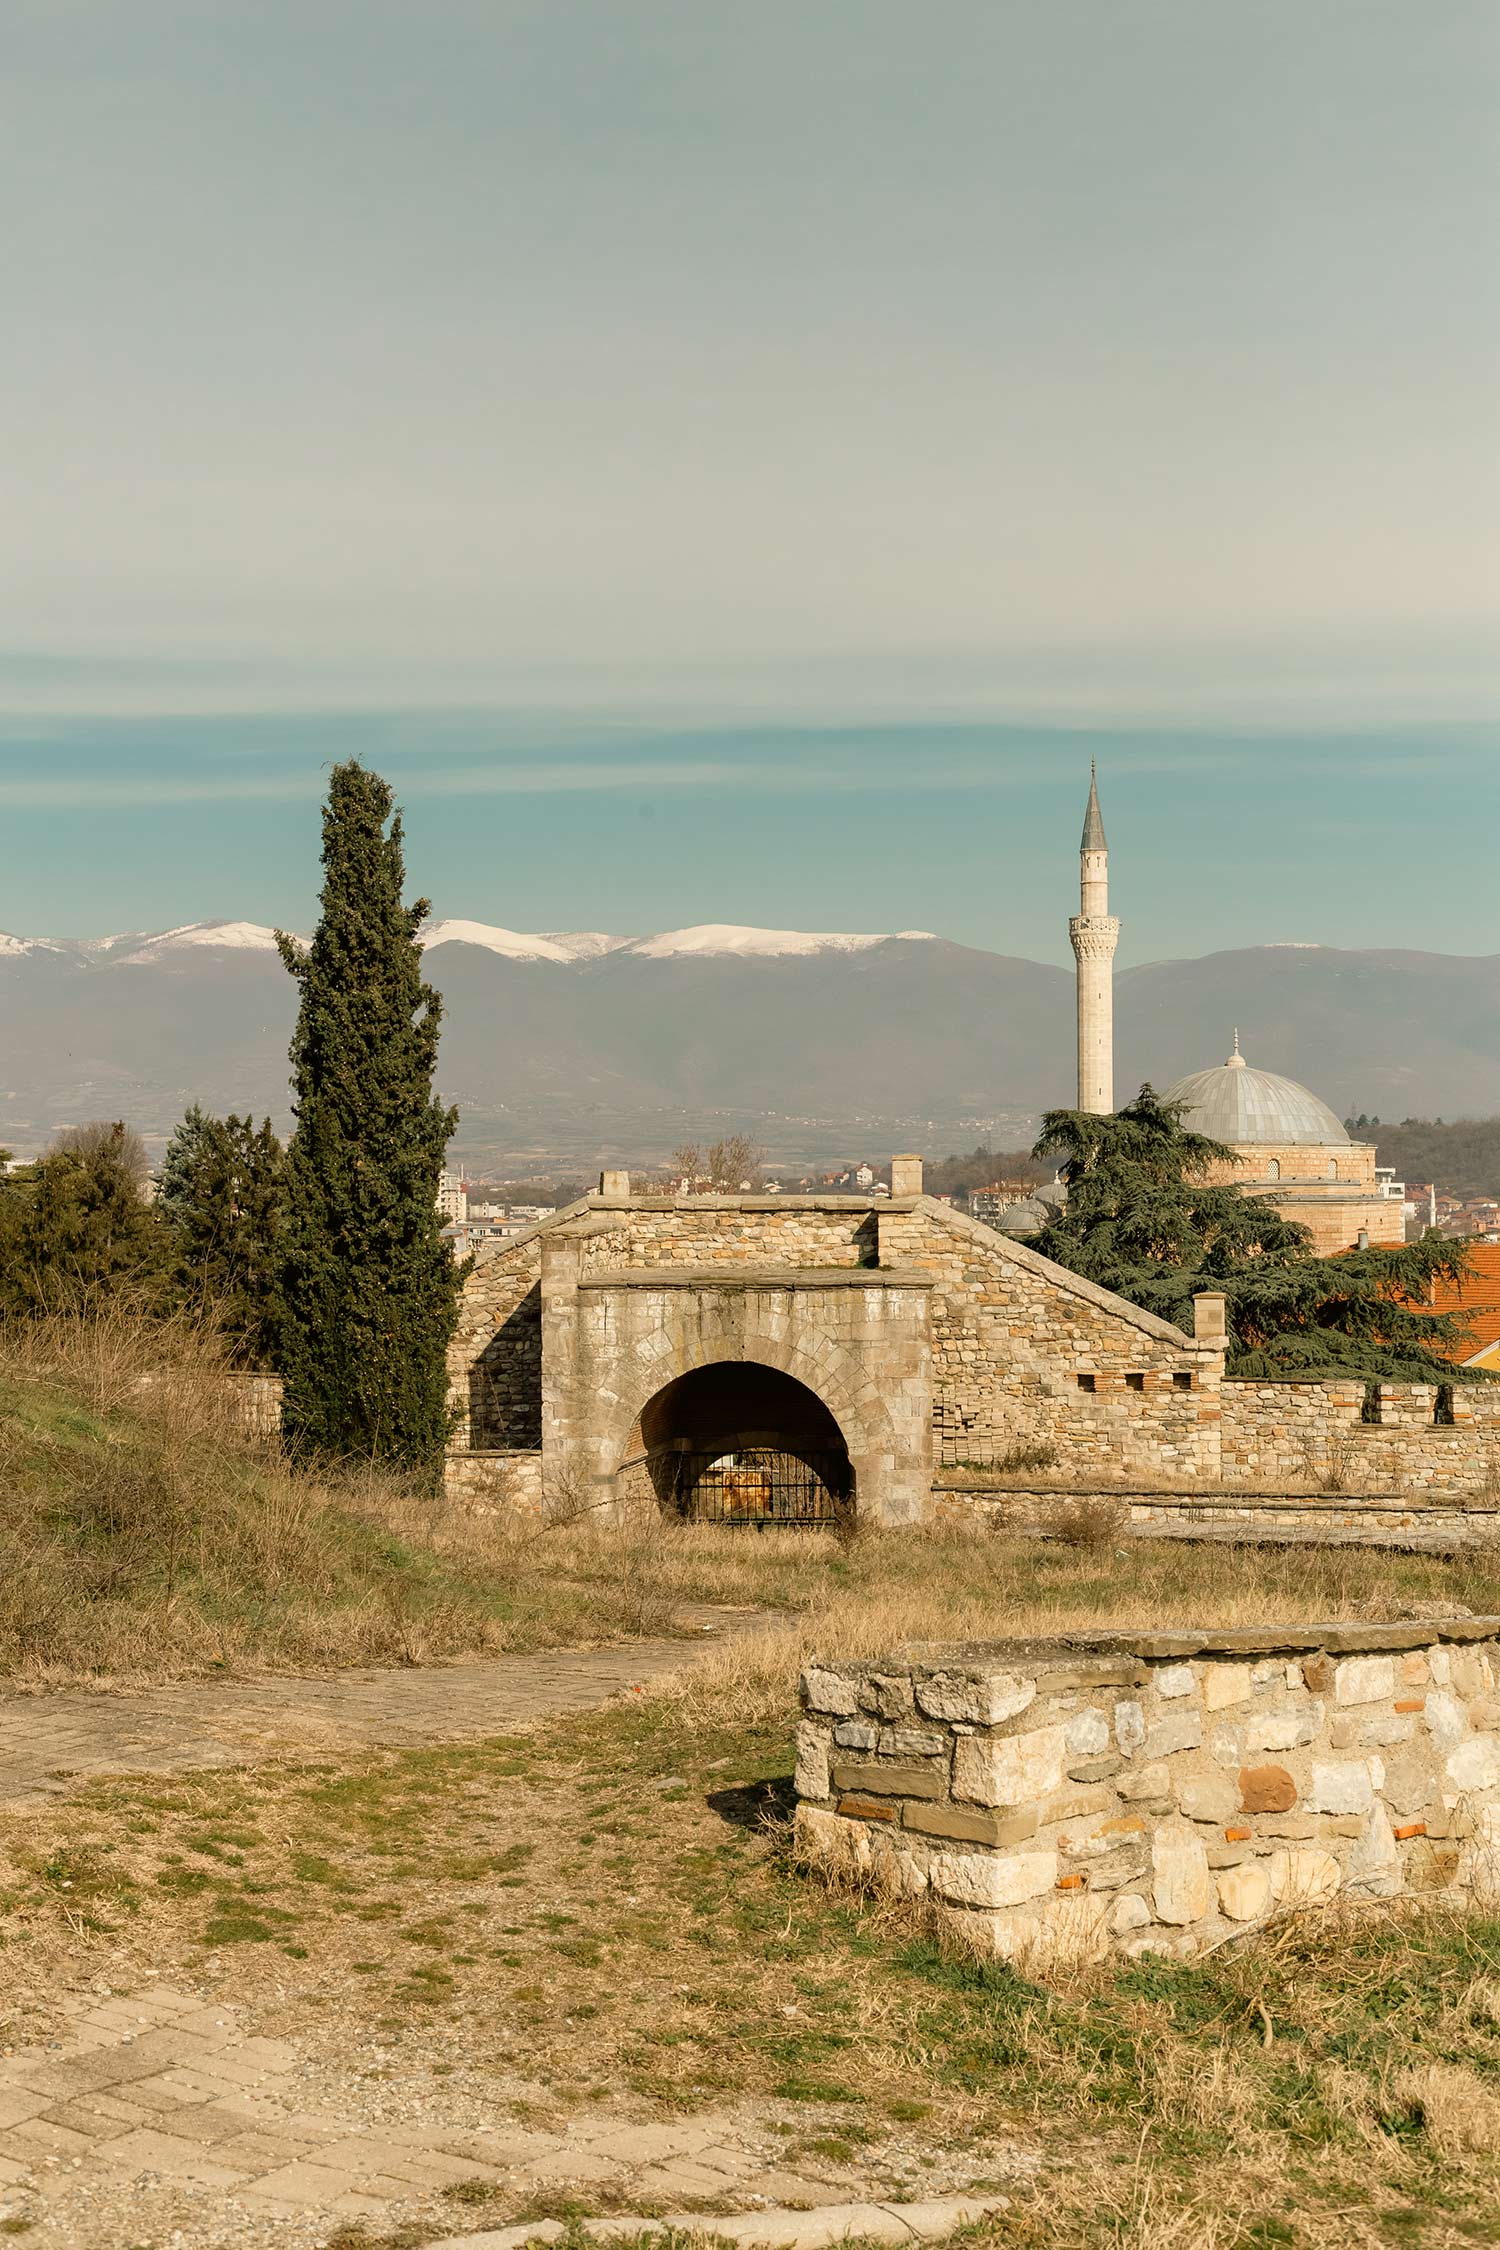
[1426,1243,1500,1363]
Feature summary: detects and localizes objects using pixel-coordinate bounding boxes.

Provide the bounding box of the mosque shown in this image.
[1069,769,1404,1256]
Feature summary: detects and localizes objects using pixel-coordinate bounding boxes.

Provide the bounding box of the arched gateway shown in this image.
[445,1168,1222,1523]
[625,1362,854,1527]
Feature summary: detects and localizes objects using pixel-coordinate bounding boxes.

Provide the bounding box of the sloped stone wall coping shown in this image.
[576,1265,933,1292]
[586,1193,922,1213]
[932,1480,1499,1509]
[820,1616,1500,1669]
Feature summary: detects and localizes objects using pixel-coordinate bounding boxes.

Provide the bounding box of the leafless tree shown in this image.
[51,1121,151,1197]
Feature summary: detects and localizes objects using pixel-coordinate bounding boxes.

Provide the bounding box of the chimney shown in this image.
[889,1153,924,1198]
[1192,1291,1228,1349]
[598,1169,630,1199]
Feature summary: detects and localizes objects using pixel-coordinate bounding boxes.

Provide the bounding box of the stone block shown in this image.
[1334,1655,1396,1707]
[1108,1891,1153,1935]
[871,1674,916,1719]
[1267,1848,1341,1907]
[1203,1663,1254,1711]
[1065,1708,1111,1757]
[1068,1754,1125,1782]
[1155,1664,1197,1700]
[1424,1692,1467,1751]
[901,1800,1039,1848]
[952,1722,1068,1807]
[794,1803,870,1877]
[1117,1761,1172,1802]
[833,1720,877,1750]
[1348,1801,1400,1895]
[1151,1822,1213,1924]
[794,1723,830,1802]
[878,1727,948,1759]
[837,1793,898,1822]
[1240,1764,1297,1814]
[914,1672,1036,1725]
[1244,1711,1300,1755]
[803,1669,859,1717]
[1309,1762,1374,1816]
[1217,1863,1272,1921]
[1114,1700,1146,1754]
[1144,1713,1202,1761]
[929,1848,1058,1909]
[1447,1737,1500,1791]
[1178,1776,1237,1825]
[830,1761,943,1801]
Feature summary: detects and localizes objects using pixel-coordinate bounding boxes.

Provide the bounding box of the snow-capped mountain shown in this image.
[0,920,1494,1159]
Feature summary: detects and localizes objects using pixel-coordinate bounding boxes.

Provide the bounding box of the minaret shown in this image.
[1069,761,1120,1113]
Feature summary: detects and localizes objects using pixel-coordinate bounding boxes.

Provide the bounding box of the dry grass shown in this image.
[3,1310,1499,1694]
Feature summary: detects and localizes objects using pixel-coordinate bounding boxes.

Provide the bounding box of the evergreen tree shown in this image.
[159,1104,284,1362]
[275,761,464,1474]
[8,1122,169,1311]
[1029,1086,1480,1381]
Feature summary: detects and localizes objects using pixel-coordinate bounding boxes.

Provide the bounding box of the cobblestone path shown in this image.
[0,1610,758,1807]
[0,1983,1025,2249]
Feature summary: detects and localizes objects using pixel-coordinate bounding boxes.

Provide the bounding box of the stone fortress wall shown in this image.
[445,1172,1500,1523]
[794,1623,1500,1963]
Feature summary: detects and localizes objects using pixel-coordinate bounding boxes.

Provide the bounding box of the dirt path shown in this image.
[0,1608,761,1807]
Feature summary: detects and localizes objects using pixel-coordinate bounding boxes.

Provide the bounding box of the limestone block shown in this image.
[914,1672,1036,1726]
[1217,1863,1272,1921]
[804,1669,860,1717]
[1430,1647,1453,1688]
[1065,1708,1111,1757]
[872,1675,916,1719]
[867,1831,927,1900]
[1425,1692,1468,1751]
[1347,1802,1400,1896]
[1179,1776,1237,1825]
[1447,1737,1500,1792]
[1267,1848,1341,1907]
[1114,1701,1146,1754]
[1245,1711,1301,1755]
[795,1723,831,1802]
[1117,1761,1172,1802]
[1400,1652,1430,1687]
[952,1723,1068,1808]
[1144,1713,1202,1762]
[1334,1656,1396,1707]
[1380,1752,1431,1818]
[1203,1664,1254,1711]
[1309,1762,1374,1816]
[1155,1664,1197,1700]
[929,1849,1058,1909]
[878,1727,947,1759]
[795,1804,871,1878]
[1151,1822,1213,1925]
[834,1721,877,1750]
[1035,1890,1113,1966]
[1208,1727,1246,1769]
[1109,1892,1153,1935]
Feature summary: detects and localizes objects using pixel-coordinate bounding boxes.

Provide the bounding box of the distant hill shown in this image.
[1367,1118,1500,1202]
[0,920,1496,1171]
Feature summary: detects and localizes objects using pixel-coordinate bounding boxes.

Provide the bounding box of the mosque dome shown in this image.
[1162,1037,1350,1147]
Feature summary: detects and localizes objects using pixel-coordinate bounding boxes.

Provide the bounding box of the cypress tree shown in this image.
[275,762,464,1474]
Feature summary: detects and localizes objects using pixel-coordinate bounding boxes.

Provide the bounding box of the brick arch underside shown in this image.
[602,1329,902,1496]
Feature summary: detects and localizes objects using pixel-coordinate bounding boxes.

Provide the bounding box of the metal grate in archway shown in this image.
[661,1448,850,1529]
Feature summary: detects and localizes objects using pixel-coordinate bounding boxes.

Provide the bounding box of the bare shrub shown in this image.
[1042,1492,1129,1550]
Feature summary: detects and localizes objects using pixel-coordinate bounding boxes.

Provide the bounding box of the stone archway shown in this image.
[627,1360,854,1526]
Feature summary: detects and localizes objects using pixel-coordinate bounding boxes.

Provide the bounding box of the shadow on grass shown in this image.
[705,1775,796,1830]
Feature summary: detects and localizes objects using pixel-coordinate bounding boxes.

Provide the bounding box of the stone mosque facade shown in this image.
[445,774,1494,1528]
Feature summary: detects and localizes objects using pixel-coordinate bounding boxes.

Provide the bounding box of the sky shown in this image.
[1,1,1496,959]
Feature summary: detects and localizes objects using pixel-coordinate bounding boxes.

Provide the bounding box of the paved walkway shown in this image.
[0,1610,757,1806]
[0,1982,1025,2246]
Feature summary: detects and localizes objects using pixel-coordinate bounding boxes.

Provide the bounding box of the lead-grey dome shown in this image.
[1163,1038,1349,1147]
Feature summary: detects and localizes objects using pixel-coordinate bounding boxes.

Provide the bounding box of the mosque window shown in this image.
[1076,1372,1096,1393]
[1267,1158,1280,1181]
[1327,1159,1339,1180]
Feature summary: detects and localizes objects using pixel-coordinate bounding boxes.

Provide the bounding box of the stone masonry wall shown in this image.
[1221,1380,1500,1495]
[875,1203,1220,1485]
[795,1623,1500,1964]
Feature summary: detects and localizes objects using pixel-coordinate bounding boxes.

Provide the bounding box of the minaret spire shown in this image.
[1069,763,1120,1113]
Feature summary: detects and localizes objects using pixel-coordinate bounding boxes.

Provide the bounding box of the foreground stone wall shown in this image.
[933,1483,1500,1554]
[795,1623,1500,1963]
